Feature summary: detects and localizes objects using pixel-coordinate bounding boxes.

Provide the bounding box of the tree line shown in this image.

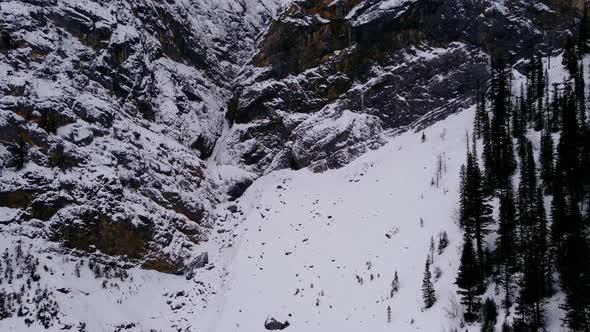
[454,13,590,331]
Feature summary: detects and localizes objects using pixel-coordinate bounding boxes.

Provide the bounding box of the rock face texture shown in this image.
[0,0,584,273]
[0,0,285,273]
[218,0,581,173]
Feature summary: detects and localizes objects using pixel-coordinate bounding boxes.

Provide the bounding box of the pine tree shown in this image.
[456,232,481,322]
[557,88,582,201]
[578,3,590,55]
[422,258,436,309]
[517,140,537,252]
[515,260,545,330]
[482,298,498,332]
[496,185,517,312]
[475,84,488,140]
[463,142,494,279]
[459,164,467,228]
[575,64,587,128]
[515,144,547,329]
[549,83,562,133]
[474,85,484,139]
[550,170,568,263]
[539,129,554,194]
[487,56,516,191]
[527,52,545,131]
[560,200,590,330]
[534,187,552,297]
[581,106,590,206]
[563,35,578,75]
[512,86,526,139]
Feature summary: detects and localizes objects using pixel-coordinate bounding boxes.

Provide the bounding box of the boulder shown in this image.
[264,318,290,330]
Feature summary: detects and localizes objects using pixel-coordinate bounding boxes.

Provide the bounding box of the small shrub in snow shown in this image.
[437,231,449,255]
[387,305,391,323]
[390,271,400,298]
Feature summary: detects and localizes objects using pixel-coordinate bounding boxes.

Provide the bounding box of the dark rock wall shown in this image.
[218,0,581,173]
[0,0,282,273]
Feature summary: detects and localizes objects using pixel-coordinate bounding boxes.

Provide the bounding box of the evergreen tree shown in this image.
[456,232,481,322]
[534,187,552,297]
[549,83,562,133]
[550,170,568,263]
[527,52,545,131]
[459,163,468,229]
[515,259,545,330]
[462,142,494,279]
[539,129,554,194]
[474,85,485,139]
[482,298,498,332]
[487,56,516,191]
[560,200,590,330]
[557,87,582,201]
[581,109,590,206]
[515,143,547,329]
[517,140,537,246]
[422,258,436,309]
[575,64,587,129]
[481,106,491,144]
[496,185,517,312]
[578,3,590,55]
[512,86,526,139]
[563,35,578,75]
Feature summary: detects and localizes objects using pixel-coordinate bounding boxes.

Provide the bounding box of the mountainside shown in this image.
[218,0,581,172]
[0,0,286,274]
[0,0,589,331]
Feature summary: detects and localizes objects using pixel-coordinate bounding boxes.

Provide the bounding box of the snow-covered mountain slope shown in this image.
[0,51,579,330]
[208,107,473,332]
[0,107,573,332]
[0,105,473,331]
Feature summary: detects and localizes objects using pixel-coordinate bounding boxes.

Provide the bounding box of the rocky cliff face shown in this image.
[0,0,284,273]
[218,0,581,172]
[0,0,583,274]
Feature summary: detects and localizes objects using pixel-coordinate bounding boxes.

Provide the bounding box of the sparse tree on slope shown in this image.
[495,185,517,312]
[422,258,436,309]
[456,232,481,323]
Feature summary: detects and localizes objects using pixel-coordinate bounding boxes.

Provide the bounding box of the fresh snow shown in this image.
[0,106,473,331]
[204,108,473,332]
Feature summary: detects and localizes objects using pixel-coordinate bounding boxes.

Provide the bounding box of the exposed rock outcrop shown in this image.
[217,0,581,174]
[264,317,290,330]
[0,0,285,272]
